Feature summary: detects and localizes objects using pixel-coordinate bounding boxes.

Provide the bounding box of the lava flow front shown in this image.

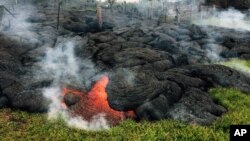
[62,75,135,125]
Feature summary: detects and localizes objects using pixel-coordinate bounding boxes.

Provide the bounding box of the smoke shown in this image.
[38,40,110,130]
[0,2,43,50]
[115,68,135,87]
[119,0,250,32]
[43,87,109,130]
[193,8,250,31]
[40,42,81,85]
[66,114,109,130]
[1,3,32,34]
[191,7,250,62]
[205,48,222,62]
[133,0,200,19]
[0,1,131,130]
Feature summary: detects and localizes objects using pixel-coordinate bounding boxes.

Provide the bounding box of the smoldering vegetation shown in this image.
[1,0,250,129]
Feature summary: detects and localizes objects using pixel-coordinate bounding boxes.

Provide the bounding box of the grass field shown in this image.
[0,59,250,141]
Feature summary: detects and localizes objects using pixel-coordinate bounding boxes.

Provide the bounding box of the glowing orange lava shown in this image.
[62,75,135,125]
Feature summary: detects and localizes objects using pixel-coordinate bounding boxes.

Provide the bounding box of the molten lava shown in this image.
[62,75,135,125]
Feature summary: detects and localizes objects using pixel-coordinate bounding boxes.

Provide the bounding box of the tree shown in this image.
[108,0,116,12]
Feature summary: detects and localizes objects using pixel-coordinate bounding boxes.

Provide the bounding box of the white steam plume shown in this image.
[0,3,43,50]
[1,3,32,34]
[193,8,250,31]
[38,40,110,130]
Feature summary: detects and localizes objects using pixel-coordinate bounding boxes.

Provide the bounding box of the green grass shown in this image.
[221,59,250,75]
[1,88,249,141]
[0,59,250,141]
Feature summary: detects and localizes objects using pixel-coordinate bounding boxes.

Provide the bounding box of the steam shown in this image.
[205,48,222,62]
[2,0,249,130]
[0,1,110,130]
[66,114,109,130]
[0,3,43,50]
[0,4,32,34]
[40,42,81,85]
[191,7,250,62]
[43,88,109,130]
[38,40,110,130]
[193,8,250,31]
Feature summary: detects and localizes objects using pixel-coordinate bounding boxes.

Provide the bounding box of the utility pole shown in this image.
[162,1,168,23]
[0,6,4,26]
[175,4,180,24]
[124,1,126,13]
[96,3,102,30]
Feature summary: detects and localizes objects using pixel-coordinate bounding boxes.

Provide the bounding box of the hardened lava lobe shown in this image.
[1,2,250,125]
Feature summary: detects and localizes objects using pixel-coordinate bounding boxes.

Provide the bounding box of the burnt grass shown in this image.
[1,3,250,134]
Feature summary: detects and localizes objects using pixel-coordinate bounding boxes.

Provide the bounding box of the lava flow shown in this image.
[62,75,135,125]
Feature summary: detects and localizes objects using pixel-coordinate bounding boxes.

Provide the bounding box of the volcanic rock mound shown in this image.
[206,0,250,10]
[1,4,250,126]
[83,24,250,124]
[107,65,250,124]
